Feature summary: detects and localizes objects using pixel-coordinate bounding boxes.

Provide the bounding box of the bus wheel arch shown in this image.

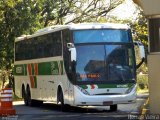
[57,85,63,104]
[57,85,68,112]
[22,84,25,98]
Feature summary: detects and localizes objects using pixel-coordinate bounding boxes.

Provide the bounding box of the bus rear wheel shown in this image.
[26,86,37,107]
[110,104,118,111]
[25,86,43,107]
[22,87,28,106]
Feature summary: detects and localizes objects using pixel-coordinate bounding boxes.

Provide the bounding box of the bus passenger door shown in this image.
[68,82,74,104]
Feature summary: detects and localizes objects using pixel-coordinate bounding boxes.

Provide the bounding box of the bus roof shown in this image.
[68,23,130,30]
[15,23,130,42]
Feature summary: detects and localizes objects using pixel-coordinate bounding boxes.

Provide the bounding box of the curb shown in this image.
[140,97,149,115]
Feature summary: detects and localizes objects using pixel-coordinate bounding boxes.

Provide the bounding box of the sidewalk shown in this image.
[139,93,150,114]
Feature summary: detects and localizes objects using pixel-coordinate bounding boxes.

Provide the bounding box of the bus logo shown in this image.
[16,66,22,74]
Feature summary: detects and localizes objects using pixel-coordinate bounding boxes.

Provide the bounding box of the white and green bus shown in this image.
[14,23,145,111]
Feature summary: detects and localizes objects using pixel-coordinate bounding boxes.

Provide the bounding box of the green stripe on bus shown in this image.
[97,83,134,88]
[38,61,63,75]
[14,61,64,76]
[79,83,134,89]
[24,64,27,75]
[38,62,52,75]
[79,85,88,89]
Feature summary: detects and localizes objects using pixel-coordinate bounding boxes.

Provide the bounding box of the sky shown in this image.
[64,0,139,24]
[109,0,139,20]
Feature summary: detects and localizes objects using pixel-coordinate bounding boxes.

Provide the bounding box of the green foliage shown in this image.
[0,0,42,69]
[130,10,148,52]
[137,74,148,92]
[0,70,9,89]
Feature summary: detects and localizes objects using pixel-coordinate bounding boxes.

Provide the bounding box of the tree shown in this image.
[64,0,125,24]
[130,10,148,74]
[38,0,125,26]
[0,0,41,69]
[98,8,148,74]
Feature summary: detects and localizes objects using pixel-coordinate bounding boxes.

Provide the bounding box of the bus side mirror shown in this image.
[69,48,77,62]
[134,41,145,59]
[67,43,77,73]
[134,41,145,69]
[67,43,77,62]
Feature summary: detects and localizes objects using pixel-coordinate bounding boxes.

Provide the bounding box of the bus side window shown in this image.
[51,31,62,56]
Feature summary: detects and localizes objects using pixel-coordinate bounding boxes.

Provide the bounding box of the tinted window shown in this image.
[73,29,130,43]
[15,31,62,61]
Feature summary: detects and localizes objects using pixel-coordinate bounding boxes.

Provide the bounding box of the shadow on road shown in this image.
[40,103,114,113]
[13,101,135,120]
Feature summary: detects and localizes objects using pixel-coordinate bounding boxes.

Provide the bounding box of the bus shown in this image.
[14,23,145,111]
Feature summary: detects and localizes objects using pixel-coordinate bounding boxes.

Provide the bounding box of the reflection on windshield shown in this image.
[73,29,130,43]
[76,45,135,82]
[76,45,105,81]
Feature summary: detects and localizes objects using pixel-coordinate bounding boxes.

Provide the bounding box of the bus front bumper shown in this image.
[74,86,137,106]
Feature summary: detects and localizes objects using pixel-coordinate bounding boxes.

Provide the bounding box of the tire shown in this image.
[33,100,43,106]
[110,104,118,111]
[59,90,68,112]
[26,86,34,106]
[24,86,43,107]
[22,87,28,106]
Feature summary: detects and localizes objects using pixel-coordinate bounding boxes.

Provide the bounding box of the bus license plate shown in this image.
[103,101,113,105]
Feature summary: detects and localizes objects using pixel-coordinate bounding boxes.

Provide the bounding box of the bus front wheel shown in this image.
[110,104,118,111]
[59,90,69,112]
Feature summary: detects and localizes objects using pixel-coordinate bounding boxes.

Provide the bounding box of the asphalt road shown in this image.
[2,93,148,120]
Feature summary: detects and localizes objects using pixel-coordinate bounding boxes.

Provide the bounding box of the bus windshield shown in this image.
[73,29,131,43]
[75,44,135,83]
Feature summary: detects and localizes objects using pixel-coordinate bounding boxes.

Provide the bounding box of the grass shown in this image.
[12,94,23,101]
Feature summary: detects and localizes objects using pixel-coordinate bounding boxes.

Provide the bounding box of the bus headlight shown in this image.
[125,84,136,94]
[77,86,90,95]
